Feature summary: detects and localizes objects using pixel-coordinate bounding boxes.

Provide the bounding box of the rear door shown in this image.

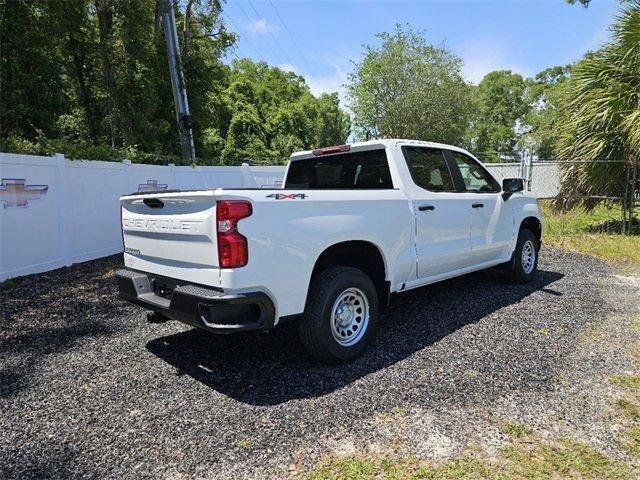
[445,150,514,264]
[402,146,472,279]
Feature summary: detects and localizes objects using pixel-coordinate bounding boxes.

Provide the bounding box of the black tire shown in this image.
[503,228,539,283]
[299,266,379,364]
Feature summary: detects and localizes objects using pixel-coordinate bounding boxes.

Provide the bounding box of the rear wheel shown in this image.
[503,228,539,283]
[299,266,379,363]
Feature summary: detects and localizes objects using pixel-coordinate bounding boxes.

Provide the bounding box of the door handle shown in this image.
[472,203,484,209]
[418,204,435,212]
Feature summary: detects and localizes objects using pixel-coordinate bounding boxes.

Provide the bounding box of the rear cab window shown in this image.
[285,149,393,189]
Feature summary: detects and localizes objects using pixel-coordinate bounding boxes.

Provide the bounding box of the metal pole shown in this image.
[631,162,638,234]
[161,0,195,160]
[623,163,631,234]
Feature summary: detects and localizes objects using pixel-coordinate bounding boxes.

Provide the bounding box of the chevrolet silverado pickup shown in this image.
[117,139,542,363]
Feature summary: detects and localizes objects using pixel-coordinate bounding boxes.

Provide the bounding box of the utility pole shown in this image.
[160,0,196,160]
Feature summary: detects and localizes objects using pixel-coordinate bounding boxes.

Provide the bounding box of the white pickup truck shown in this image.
[117,139,541,363]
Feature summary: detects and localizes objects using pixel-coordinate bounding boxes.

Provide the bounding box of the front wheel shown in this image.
[503,228,539,283]
[299,266,379,363]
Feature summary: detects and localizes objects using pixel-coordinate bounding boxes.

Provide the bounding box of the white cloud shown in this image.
[278,60,350,104]
[458,40,531,84]
[307,55,351,101]
[306,67,348,99]
[247,18,277,35]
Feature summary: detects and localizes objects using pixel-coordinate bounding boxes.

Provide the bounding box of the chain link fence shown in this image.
[489,159,639,236]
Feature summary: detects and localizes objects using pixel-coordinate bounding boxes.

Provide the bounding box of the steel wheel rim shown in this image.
[330,287,370,347]
[522,239,536,274]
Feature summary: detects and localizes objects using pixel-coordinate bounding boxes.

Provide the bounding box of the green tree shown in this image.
[347,24,472,144]
[221,59,349,163]
[467,70,529,162]
[521,66,571,160]
[0,1,348,165]
[555,1,640,207]
[0,0,234,160]
[0,0,70,140]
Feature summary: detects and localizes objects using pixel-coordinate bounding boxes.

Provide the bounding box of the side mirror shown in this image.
[502,178,524,200]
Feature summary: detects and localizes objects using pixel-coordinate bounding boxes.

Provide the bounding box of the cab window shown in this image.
[402,147,456,192]
[285,149,393,189]
[448,151,500,193]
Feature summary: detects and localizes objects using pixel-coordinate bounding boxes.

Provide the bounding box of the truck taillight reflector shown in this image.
[216,200,252,268]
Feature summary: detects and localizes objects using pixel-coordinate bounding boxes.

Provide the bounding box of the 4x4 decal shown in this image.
[266,193,307,200]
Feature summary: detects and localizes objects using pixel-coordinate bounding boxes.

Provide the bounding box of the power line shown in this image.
[221,13,263,61]
[233,0,284,64]
[265,0,318,78]
[245,0,295,67]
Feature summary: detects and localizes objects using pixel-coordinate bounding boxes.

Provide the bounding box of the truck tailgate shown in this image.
[121,191,219,271]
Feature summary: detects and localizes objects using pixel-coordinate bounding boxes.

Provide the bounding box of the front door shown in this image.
[445,150,515,264]
[402,146,472,279]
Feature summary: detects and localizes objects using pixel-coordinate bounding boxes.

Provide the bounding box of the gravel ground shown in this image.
[1,247,639,479]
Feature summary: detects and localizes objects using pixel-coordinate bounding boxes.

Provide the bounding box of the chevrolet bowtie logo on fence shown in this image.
[138,180,168,192]
[0,178,49,208]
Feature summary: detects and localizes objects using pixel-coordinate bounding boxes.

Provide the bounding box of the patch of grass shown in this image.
[375,412,392,423]
[618,426,640,457]
[500,439,631,480]
[375,407,407,424]
[500,421,532,439]
[578,324,605,343]
[610,375,640,390]
[554,373,571,386]
[0,278,16,291]
[616,399,640,420]
[306,454,493,480]
[535,327,551,337]
[539,201,640,265]
[305,439,633,480]
[235,438,251,449]
[306,456,377,480]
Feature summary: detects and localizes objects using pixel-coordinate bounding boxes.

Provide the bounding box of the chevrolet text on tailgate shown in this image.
[117,139,542,363]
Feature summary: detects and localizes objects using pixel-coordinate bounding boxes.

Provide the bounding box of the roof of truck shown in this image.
[290,139,473,160]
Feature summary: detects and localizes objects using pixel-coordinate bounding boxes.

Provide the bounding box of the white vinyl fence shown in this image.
[0,152,286,281]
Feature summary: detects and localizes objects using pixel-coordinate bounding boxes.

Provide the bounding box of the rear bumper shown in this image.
[116,269,275,333]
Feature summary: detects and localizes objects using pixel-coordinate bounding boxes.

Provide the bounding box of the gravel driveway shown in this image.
[1,247,639,479]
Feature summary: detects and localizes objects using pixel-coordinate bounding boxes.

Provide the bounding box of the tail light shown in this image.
[216,200,252,268]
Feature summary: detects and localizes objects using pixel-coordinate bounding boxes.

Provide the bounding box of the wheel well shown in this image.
[521,216,542,244]
[311,241,390,309]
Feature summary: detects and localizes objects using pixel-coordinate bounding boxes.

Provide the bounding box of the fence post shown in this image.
[121,159,133,195]
[631,163,638,234]
[53,153,71,267]
[240,162,254,187]
[168,163,177,188]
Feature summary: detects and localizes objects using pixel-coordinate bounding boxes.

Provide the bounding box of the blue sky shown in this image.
[222,0,619,102]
